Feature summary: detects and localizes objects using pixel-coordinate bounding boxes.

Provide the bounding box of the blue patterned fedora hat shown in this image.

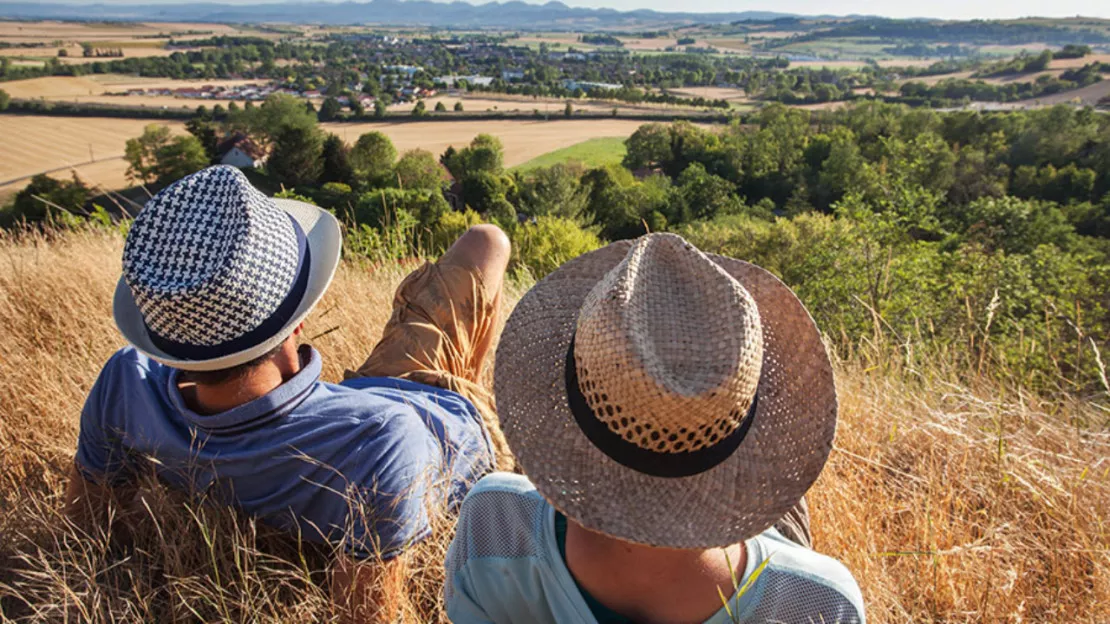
[113,165,341,371]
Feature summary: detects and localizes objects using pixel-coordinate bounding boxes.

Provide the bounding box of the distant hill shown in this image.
[0,1,807,29]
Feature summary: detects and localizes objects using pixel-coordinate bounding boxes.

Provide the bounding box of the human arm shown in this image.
[67,350,138,534]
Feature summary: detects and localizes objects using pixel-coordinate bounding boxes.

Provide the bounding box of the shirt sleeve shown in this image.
[444,509,498,624]
[74,351,134,484]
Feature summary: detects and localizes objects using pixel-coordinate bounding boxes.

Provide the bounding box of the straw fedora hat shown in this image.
[495,233,837,548]
[113,165,341,372]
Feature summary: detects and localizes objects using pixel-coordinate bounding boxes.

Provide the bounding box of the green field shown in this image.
[511,136,627,172]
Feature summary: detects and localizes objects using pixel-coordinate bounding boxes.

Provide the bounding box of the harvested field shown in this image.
[1,116,646,194]
[321,119,649,168]
[1050,53,1110,69]
[788,58,942,69]
[0,116,185,193]
[0,20,249,45]
[0,75,270,108]
[395,93,705,115]
[3,77,706,114]
[620,38,681,51]
[665,86,749,103]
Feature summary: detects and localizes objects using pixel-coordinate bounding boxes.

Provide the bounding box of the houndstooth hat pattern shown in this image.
[123,166,304,353]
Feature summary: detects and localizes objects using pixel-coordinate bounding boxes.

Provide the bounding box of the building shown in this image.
[434,75,494,88]
[218,134,268,170]
[562,79,622,92]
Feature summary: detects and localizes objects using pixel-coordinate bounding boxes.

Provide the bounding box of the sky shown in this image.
[91,0,1110,20]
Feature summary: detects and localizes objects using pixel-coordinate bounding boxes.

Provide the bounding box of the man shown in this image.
[445,233,865,623]
[65,165,510,620]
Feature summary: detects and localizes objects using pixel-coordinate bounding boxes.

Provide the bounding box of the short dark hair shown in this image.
[181,340,286,386]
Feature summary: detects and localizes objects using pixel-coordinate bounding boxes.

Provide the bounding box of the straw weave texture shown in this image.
[575,234,763,452]
[495,234,837,548]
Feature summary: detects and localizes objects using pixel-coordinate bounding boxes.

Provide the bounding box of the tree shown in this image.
[154,136,209,185]
[268,125,324,188]
[517,163,590,220]
[319,96,342,122]
[412,100,427,117]
[0,88,9,111]
[584,165,670,241]
[350,131,397,188]
[57,48,68,57]
[4,174,90,228]
[461,171,506,214]
[434,101,447,112]
[441,134,505,179]
[124,124,174,184]
[234,93,318,148]
[454,101,464,112]
[320,133,354,185]
[374,99,388,119]
[393,149,449,191]
[564,101,573,117]
[672,162,741,223]
[346,187,449,230]
[623,123,673,171]
[185,117,220,164]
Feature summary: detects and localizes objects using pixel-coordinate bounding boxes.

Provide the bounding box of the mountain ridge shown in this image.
[0,1,830,29]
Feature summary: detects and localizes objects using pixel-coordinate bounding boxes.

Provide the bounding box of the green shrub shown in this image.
[512,216,602,278]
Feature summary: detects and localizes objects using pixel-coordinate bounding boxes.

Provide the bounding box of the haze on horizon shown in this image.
[80,0,1110,21]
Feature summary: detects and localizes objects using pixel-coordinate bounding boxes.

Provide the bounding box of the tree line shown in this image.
[6,98,1110,393]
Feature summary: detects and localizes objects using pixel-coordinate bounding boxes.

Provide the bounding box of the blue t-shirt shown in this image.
[445,473,865,624]
[75,346,493,560]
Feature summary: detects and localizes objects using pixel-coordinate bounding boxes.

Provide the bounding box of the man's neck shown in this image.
[181,346,304,415]
[565,519,747,624]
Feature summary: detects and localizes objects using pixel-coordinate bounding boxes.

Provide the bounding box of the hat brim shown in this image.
[495,240,838,549]
[113,198,342,372]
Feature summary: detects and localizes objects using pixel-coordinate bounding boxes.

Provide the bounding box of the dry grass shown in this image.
[0,227,1107,622]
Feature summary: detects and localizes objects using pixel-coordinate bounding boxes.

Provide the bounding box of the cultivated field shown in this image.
[1,75,713,115]
[0,229,1106,622]
[0,116,186,193]
[0,20,272,45]
[322,118,650,168]
[389,93,706,115]
[665,86,749,103]
[0,116,648,194]
[0,75,271,109]
[510,136,627,172]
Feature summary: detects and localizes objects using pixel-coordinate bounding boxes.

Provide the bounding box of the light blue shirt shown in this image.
[75,345,493,559]
[445,473,865,624]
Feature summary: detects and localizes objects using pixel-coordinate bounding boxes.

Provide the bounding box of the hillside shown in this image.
[0,227,1107,621]
[0,2,800,29]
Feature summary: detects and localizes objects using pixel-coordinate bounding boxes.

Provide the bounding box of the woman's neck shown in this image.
[564,518,747,624]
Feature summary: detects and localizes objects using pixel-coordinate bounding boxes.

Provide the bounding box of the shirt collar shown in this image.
[169,345,322,434]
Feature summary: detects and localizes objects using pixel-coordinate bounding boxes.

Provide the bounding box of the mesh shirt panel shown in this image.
[744,567,863,624]
[445,486,548,602]
[446,476,864,624]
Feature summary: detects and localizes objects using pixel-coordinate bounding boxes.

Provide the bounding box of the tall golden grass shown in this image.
[0,227,1107,622]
